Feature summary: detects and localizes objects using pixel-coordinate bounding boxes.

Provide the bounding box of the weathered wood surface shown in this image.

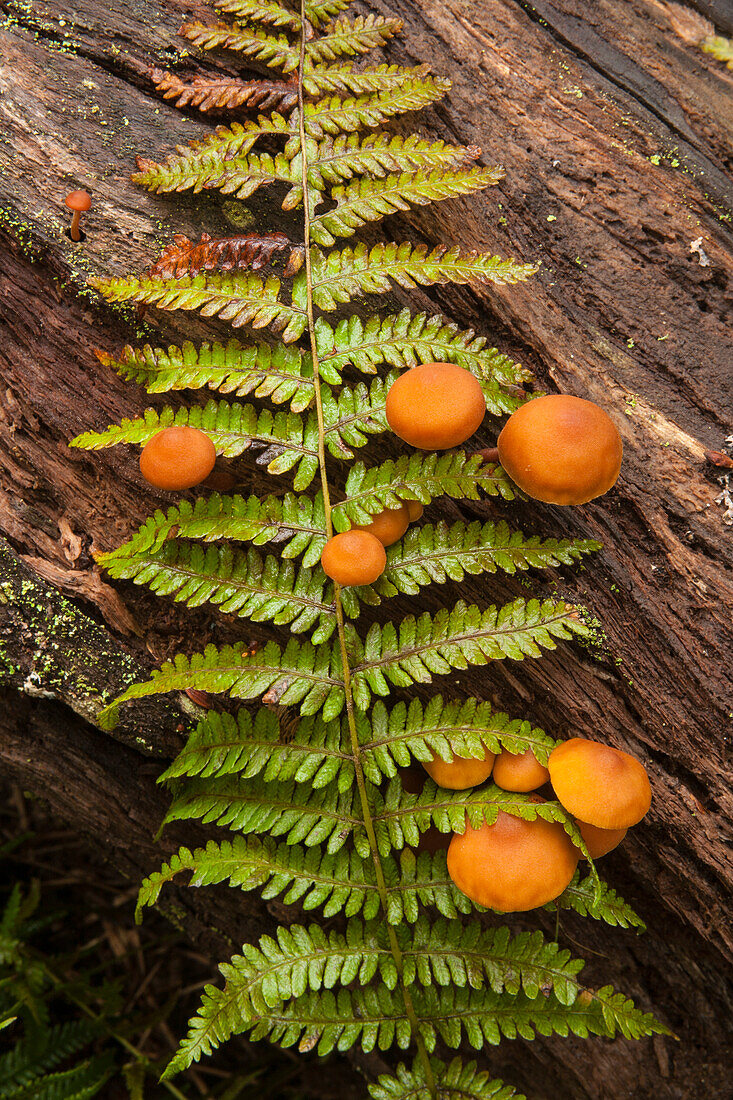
[1,0,732,1096]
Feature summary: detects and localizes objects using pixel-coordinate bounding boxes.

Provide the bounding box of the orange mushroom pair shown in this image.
[320,500,424,588]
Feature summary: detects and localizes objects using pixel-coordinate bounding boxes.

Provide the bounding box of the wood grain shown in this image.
[1,0,732,1095]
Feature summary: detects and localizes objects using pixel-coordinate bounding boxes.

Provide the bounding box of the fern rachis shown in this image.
[76,0,667,1095]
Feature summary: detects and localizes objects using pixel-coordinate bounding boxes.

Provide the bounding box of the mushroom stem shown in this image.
[69,210,82,241]
[476,446,500,463]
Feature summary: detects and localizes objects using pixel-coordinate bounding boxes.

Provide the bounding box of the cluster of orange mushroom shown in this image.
[436,738,651,912]
[131,346,647,913]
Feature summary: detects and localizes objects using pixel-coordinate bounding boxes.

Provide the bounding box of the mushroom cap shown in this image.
[548,738,651,829]
[139,426,216,490]
[356,505,409,546]
[65,190,92,211]
[320,530,386,587]
[497,394,622,505]
[385,362,486,450]
[492,748,550,792]
[576,819,627,860]
[422,746,495,790]
[405,500,424,522]
[447,810,579,911]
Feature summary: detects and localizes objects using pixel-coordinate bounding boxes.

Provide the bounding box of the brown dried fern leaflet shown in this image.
[149,66,299,114]
[146,231,294,279]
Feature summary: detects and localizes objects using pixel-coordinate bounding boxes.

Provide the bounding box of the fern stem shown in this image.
[297,7,436,1096]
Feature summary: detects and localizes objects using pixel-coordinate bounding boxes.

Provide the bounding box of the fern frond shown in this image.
[131,116,291,192]
[0,1020,101,1094]
[88,273,306,341]
[302,77,452,138]
[369,1056,523,1100]
[349,598,587,710]
[376,521,600,597]
[305,0,352,28]
[213,0,302,30]
[309,242,537,309]
[98,540,335,638]
[159,693,556,791]
[334,454,516,529]
[180,22,300,71]
[96,340,314,413]
[100,491,328,567]
[167,980,664,1072]
[159,708,353,789]
[317,310,530,386]
[137,839,472,925]
[553,872,646,931]
[303,62,438,97]
[101,638,345,723]
[356,696,557,782]
[3,1053,114,1100]
[700,34,733,67]
[307,14,402,63]
[306,131,481,189]
[147,232,291,279]
[103,597,584,723]
[160,917,584,1079]
[161,771,582,859]
[311,167,503,246]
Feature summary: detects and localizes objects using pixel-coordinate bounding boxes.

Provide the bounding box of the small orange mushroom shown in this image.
[386,363,486,450]
[576,820,627,860]
[140,425,216,490]
[492,748,549,792]
[422,745,495,790]
[497,394,622,505]
[447,810,579,912]
[548,737,651,830]
[356,505,409,546]
[405,500,424,522]
[320,530,386,587]
[65,190,92,242]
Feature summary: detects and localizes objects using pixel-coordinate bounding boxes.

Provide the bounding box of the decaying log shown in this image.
[1,0,732,1095]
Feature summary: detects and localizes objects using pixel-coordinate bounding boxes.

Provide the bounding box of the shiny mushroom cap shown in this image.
[548,738,651,829]
[497,394,622,505]
[356,505,410,546]
[64,190,92,212]
[422,745,495,790]
[139,425,216,490]
[320,530,386,587]
[447,810,579,912]
[385,362,486,450]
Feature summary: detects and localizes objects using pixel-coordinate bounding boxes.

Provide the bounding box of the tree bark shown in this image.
[1,0,732,1097]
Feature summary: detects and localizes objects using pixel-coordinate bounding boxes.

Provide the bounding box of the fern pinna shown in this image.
[72,0,666,1095]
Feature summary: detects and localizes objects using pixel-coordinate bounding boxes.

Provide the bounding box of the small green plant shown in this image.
[73,0,667,1095]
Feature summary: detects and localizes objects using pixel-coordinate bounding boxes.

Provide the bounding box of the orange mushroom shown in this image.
[405,500,424,522]
[385,363,486,450]
[65,190,92,242]
[140,425,216,490]
[548,737,651,829]
[320,530,386,587]
[576,820,627,860]
[447,810,579,912]
[492,748,550,792]
[422,745,495,790]
[497,394,622,505]
[356,505,410,546]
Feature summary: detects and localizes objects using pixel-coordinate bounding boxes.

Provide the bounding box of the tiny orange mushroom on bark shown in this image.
[65,190,92,241]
